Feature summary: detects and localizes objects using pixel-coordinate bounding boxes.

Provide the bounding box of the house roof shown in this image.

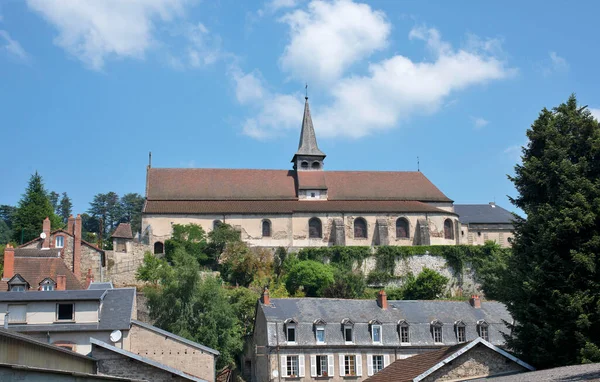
[88,281,114,290]
[144,200,453,215]
[470,363,600,382]
[294,98,326,158]
[111,223,133,239]
[259,298,511,347]
[0,363,145,381]
[364,338,534,382]
[90,338,208,382]
[0,328,95,361]
[145,169,452,204]
[13,248,62,257]
[0,257,83,291]
[454,204,515,224]
[131,320,220,356]
[18,229,105,254]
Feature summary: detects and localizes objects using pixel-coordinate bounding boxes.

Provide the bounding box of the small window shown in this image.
[287,355,299,377]
[316,326,325,343]
[311,161,320,169]
[444,219,454,240]
[57,303,74,321]
[311,192,316,198]
[396,218,409,239]
[153,241,164,254]
[10,285,26,292]
[478,321,489,341]
[399,324,410,343]
[344,355,356,376]
[316,355,329,377]
[431,321,443,343]
[371,324,382,343]
[354,218,367,239]
[55,236,64,248]
[372,355,384,374]
[344,326,353,343]
[287,326,296,343]
[262,220,271,237]
[456,325,466,342]
[309,217,322,238]
[41,284,54,291]
[301,161,309,169]
[116,240,127,252]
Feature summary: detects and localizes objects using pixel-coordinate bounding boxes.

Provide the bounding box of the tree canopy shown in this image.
[285,260,335,297]
[503,95,600,368]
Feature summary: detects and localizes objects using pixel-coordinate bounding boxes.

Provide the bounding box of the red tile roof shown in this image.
[144,200,454,215]
[111,223,133,239]
[0,257,83,291]
[146,168,452,202]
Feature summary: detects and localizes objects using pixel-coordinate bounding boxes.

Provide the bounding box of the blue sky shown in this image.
[1,0,599,214]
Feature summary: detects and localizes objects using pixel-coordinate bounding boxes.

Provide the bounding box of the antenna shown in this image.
[148,152,152,168]
[417,156,420,172]
[305,83,308,99]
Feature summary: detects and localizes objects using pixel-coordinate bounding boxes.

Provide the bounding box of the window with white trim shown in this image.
[344,355,356,376]
[42,284,54,291]
[431,321,443,343]
[344,325,353,343]
[456,324,466,343]
[311,355,333,377]
[286,325,296,343]
[478,320,489,341]
[282,355,302,377]
[55,236,64,248]
[400,323,410,343]
[10,285,25,292]
[316,326,325,344]
[371,324,382,343]
[372,355,384,374]
[367,354,389,376]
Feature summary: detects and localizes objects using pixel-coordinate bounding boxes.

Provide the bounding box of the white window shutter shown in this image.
[299,355,305,377]
[367,354,373,376]
[356,354,363,376]
[281,355,287,377]
[384,354,390,368]
[328,354,334,376]
[310,355,317,377]
[339,354,345,376]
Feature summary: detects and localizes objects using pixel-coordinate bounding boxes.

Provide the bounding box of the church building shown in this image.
[142,97,464,252]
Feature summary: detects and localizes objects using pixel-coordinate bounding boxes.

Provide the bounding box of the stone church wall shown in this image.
[104,242,151,288]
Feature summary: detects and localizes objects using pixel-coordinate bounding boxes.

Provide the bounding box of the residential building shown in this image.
[454,203,515,248]
[363,337,534,382]
[248,289,511,382]
[142,97,461,253]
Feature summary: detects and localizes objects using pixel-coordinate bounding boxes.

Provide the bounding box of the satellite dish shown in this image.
[110,330,122,343]
[40,232,47,239]
[272,370,279,378]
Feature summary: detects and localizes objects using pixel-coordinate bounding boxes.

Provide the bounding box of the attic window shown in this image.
[311,161,320,169]
[9,284,26,292]
[477,320,489,341]
[398,320,410,343]
[55,235,64,248]
[301,161,309,169]
[455,321,466,343]
[285,319,297,343]
[431,320,443,343]
[341,319,354,343]
[39,278,56,291]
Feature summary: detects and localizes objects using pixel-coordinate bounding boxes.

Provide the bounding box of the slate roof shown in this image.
[90,338,208,382]
[111,223,133,239]
[0,257,83,291]
[145,169,452,203]
[260,298,511,347]
[454,204,515,224]
[19,229,105,254]
[294,98,326,158]
[88,281,114,290]
[1,288,135,332]
[471,363,600,382]
[364,338,534,382]
[131,320,220,356]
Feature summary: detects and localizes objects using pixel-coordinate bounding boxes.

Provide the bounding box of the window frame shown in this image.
[354,217,368,239]
[372,355,384,374]
[315,326,325,344]
[262,219,272,237]
[308,217,322,239]
[56,303,75,322]
[444,219,454,240]
[477,320,489,341]
[9,284,26,292]
[431,320,443,343]
[344,325,353,344]
[316,355,328,377]
[396,218,410,239]
[55,235,65,248]
[344,355,356,376]
[286,355,299,377]
[455,321,466,343]
[398,321,410,344]
[371,324,382,344]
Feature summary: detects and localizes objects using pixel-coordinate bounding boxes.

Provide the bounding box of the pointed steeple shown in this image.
[295,97,326,157]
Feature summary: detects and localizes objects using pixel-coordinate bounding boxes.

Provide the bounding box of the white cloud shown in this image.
[504,143,525,163]
[265,0,303,14]
[279,0,390,82]
[589,108,600,121]
[26,0,189,70]
[0,30,28,62]
[471,116,489,129]
[539,51,568,76]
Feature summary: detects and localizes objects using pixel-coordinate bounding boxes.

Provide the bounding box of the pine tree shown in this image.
[504,95,600,368]
[12,172,61,243]
[58,192,73,225]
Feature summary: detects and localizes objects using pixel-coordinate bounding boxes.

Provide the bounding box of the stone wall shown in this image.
[129,322,216,381]
[422,344,527,381]
[92,345,191,382]
[104,241,151,288]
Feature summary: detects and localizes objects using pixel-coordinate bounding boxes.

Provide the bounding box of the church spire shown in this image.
[292,97,326,170]
[295,97,326,157]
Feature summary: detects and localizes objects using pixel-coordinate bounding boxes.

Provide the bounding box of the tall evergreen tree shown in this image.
[58,192,73,224]
[12,172,61,243]
[504,95,600,368]
[120,193,145,235]
[49,191,60,213]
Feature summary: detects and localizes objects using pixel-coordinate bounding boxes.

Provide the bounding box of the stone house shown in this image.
[142,98,463,253]
[454,204,515,248]
[363,337,534,382]
[247,289,512,382]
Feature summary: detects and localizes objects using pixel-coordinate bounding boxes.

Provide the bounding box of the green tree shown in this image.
[88,191,122,238]
[58,192,72,225]
[49,191,60,213]
[285,260,335,297]
[0,221,11,245]
[136,252,172,285]
[401,268,448,300]
[226,287,259,337]
[220,241,273,287]
[206,223,241,265]
[323,269,366,299]
[120,193,145,235]
[0,205,16,229]
[12,172,61,243]
[502,95,600,368]
[165,223,208,264]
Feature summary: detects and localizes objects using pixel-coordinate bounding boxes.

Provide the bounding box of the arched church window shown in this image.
[311,161,320,169]
[444,219,454,240]
[354,218,367,239]
[262,220,271,237]
[154,241,164,254]
[396,218,409,239]
[301,161,309,169]
[213,220,222,230]
[309,217,322,238]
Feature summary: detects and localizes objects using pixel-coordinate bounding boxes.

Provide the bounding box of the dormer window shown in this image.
[431,320,443,343]
[398,320,410,344]
[477,320,489,341]
[369,320,382,344]
[55,235,64,248]
[341,318,354,343]
[285,319,297,343]
[8,274,29,292]
[455,320,466,343]
[39,278,56,291]
[314,319,326,344]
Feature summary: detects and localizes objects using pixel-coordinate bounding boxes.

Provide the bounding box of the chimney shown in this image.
[67,215,75,236]
[73,214,82,280]
[377,290,388,310]
[42,217,51,249]
[261,287,270,305]
[470,295,481,309]
[85,269,94,289]
[3,244,15,280]
[56,275,66,291]
[489,202,496,208]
